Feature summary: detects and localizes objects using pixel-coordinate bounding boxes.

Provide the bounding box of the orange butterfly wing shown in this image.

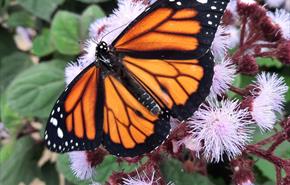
[110,0,229,119]
[122,52,214,119]
[102,75,170,156]
[113,0,228,59]
[45,64,104,152]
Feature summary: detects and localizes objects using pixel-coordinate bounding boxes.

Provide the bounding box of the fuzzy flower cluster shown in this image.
[69,151,95,180]
[250,73,288,131]
[65,0,290,184]
[188,99,253,162]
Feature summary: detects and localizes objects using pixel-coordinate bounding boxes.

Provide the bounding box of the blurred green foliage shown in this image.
[0,0,289,185]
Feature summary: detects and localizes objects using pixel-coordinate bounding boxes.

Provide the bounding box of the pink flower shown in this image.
[267,9,290,40]
[251,73,288,131]
[211,57,237,97]
[69,151,96,180]
[211,26,231,59]
[188,98,253,162]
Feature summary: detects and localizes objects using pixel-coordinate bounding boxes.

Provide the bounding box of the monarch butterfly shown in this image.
[45,0,229,157]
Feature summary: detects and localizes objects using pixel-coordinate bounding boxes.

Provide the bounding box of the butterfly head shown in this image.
[96,41,109,56]
[97,41,109,53]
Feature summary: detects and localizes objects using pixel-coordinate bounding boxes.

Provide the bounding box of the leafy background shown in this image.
[0,0,289,185]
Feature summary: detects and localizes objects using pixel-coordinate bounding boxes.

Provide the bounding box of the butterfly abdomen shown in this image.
[119,67,162,115]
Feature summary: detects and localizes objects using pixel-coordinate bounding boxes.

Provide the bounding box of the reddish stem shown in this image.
[229,85,246,96]
[254,132,284,147]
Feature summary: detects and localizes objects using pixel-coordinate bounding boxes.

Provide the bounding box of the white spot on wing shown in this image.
[197,0,208,3]
[50,117,58,126]
[57,128,64,138]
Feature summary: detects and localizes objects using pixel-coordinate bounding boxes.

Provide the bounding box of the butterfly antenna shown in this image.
[100,23,129,42]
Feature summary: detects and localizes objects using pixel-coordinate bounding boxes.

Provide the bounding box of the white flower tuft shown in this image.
[267,9,290,40]
[210,58,237,97]
[227,25,240,49]
[240,179,255,185]
[211,26,230,59]
[122,170,158,185]
[89,0,147,45]
[251,72,288,131]
[238,0,257,5]
[69,151,95,180]
[78,39,98,67]
[0,122,10,140]
[226,0,238,18]
[64,39,98,85]
[65,62,83,85]
[265,0,285,8]
[188,98,253,163]
[90,182,101,185]
[89,17,110,42]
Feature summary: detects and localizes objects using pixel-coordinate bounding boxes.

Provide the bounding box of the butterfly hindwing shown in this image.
[113,0,230,59]
[45,64,104,153]
[102,75,170,157]
[123,51,214,120]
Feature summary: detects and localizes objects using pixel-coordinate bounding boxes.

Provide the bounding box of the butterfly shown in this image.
[45,0,230,157]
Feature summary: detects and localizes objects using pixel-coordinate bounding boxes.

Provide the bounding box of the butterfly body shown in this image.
[45,0,230,157]
[96,41,162,115]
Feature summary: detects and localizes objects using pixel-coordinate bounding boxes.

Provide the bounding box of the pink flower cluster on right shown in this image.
[172,0,290,165]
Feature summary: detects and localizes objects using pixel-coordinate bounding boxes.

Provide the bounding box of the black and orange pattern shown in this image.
[102,75,170,156]
[45,64,104,153]
[45,0,229,157]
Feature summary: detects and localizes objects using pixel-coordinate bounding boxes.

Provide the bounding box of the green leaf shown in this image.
[95,156,140,183]
[7,11,36,28]
[39,163,60,185]
[81,5,105,39]
[32,29,55,57]
[0,137,43,185]
[0,28,17,59]
[6,61,65,118]
[160,158,215,185]
[0,93,21,132]
[256,58,283,69]
[275,141,290,159]
[0,0,10,13]
[0,52,33,94]
[51,11,81,55]
[0,140,16,164]
[263,181,275,185]
[16,0,65,21]
[255,158,276,182]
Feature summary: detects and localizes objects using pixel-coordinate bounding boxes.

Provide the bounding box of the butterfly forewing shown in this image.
[113,0,230,60]
[45,64,104,153]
